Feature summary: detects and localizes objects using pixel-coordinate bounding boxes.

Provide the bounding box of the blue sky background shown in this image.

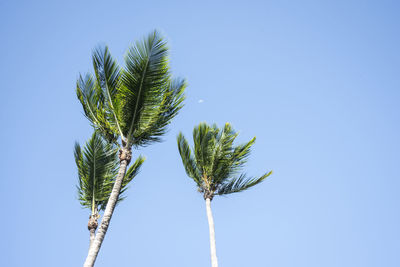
[1,0,399,266]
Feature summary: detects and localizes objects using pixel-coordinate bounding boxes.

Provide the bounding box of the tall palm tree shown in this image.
[177,122,272,267]
[74,132,144,249]
[76,31,186,266]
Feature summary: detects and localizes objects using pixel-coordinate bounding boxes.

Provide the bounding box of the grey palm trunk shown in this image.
[89,228,95,249]
[205,197,219,267]
[87,215,98,250]
[84,147,131,267]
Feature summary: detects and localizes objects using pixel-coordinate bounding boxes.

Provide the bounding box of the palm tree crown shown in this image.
[76,31,186,147]
[177,122,272,200]
[74,132,144,216]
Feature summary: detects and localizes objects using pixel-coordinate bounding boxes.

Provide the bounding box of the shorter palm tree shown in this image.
[74,132,144,248]
[177,122,272,267]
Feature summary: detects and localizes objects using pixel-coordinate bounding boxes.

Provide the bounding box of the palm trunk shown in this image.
[205,198,218,267]
[87,215,98,251]
[89,228,95,249]
[83,149,130,267]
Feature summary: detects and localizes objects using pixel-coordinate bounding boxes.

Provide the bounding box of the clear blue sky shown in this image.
[1,0,399,266]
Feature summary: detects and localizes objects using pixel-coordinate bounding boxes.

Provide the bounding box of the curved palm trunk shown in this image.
[84,149,130,267]
[205,198,218,267]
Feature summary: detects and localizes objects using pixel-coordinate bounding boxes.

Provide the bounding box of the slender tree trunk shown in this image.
[89,228,95,250]
[205,198,218,267]
[83,148,130,267]
[87,215,98,251]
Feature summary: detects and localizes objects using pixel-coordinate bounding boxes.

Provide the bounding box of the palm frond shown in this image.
[76,74,118,143]
[120,30,170,145]
[215,171,272,196]
[75,132,119,213]
[177,132,202,187]
[92,46,123,137]
[130,77,186,147]
[192,123,218,178]
[75,132,147,212]
[92,46,120,100]
[231,137,256,169]
[210,123,239,185]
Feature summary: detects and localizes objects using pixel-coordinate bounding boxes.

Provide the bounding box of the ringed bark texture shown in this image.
[83,152,129,267]
[205,198,219,267]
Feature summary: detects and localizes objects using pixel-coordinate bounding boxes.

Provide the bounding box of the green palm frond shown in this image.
[92,46,120,101]
[75,132,145,213]
[120,31,186,146]
[92,46,123,138]
[216,171,272,195]
[120,30,168,139]
[75,132,118,214]
[211,123,239,185]
[177,132,202,187]
[231,137,256,168]
[177,122,271,199]
[192,123,218,176]
[76,74,118,143]
[76,30,186,148]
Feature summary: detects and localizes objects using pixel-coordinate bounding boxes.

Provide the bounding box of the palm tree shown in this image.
[74,132,144,249]
[177,122,272,267]
[76,31,186,266]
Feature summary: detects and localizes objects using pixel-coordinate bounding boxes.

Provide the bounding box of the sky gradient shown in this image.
[1,0,399,266]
